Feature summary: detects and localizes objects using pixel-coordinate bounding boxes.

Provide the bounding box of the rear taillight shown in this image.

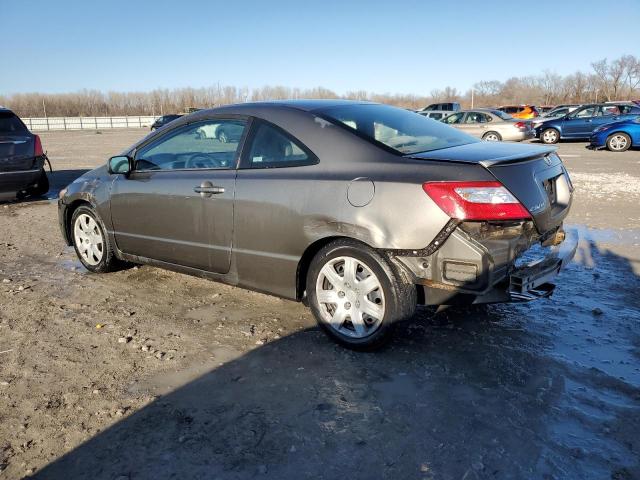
[422,181,531,221]
[34,135,44,157]
[514,121,527,129]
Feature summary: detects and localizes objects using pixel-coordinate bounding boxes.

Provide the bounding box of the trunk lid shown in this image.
[408,142,573,234]
[0,134,35,171]
[0,111,35,172]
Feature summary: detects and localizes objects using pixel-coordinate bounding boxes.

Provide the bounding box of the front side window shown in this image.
[465,112,490,124]
[443,112,464,124]
[318,104,477,154]
[135,119,246,170]
[572,106,596,118]
[245,121,315,168]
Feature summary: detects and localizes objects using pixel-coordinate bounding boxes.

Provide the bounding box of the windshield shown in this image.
[317,103,478,154]
[490,110,513,120]
[0,111,28,134]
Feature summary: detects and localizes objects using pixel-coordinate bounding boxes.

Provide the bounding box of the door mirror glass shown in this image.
[108,156,131,174]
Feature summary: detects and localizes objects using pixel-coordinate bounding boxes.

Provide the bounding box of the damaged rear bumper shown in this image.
[393,224,578,306]
[507,228,577,301]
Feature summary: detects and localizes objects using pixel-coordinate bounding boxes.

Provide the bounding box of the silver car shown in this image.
[442,109,535,141]
[58,101,576,350]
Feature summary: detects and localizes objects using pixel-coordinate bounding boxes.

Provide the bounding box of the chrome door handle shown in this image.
[194,183,225,197]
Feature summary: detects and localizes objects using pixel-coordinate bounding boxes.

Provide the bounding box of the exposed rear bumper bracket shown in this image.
[508,228,578,300]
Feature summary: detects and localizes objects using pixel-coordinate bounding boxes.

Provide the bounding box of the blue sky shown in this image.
[2,0,639,95]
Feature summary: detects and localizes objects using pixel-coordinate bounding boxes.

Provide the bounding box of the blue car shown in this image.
[589,116,640,152]
[535,103,640,144]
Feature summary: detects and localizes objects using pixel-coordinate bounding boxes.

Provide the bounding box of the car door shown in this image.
[109,117,248,273]
[562,106,596,137]
[233,119,319,294]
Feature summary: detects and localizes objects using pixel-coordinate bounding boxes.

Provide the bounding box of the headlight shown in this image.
[58,187,68,199]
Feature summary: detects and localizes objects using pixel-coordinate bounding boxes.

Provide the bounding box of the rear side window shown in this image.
[244,121,317,169]
[0,111,28,134]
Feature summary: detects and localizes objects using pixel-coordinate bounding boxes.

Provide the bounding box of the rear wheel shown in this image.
[606,132,631,152]
[482,131,501,141]
[71,206,119,273]
[29,168,49,197]
[541,128,560,144]
[306,239,416,350]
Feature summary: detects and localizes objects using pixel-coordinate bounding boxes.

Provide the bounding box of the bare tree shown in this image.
[1,55,638,117]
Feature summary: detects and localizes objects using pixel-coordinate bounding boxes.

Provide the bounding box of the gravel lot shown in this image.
[1,129,639,479]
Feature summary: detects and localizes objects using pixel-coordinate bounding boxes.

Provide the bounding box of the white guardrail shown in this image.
[21,116,161,131]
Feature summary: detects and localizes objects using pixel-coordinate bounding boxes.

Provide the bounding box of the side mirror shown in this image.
[108,155,132,175]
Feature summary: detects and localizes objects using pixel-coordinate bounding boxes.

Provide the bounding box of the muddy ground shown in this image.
[1,129,639,480]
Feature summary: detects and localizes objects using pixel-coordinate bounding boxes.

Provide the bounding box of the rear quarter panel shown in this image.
[231,108,495,297]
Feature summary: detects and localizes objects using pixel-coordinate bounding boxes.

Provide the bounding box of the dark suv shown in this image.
[0,107,49,199]
[150,114,183,131]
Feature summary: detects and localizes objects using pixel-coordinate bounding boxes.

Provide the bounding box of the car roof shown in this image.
[197,99,375,116]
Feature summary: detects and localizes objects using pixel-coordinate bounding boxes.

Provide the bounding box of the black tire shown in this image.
[482,131,502,141]
[306,239,416,350]
[541,128,560,144]
[605,132,631,152]
[70,205,120,273]
[30,168,49,197]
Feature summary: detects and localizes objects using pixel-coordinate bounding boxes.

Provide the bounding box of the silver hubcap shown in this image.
[315,256,385,338]
[484,133,499,141]
[73,213,104,266]
[609,135,628,150]
[543,130,558,143]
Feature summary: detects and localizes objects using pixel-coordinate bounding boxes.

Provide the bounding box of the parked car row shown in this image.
[416,100,640,151]
[535,102,640,150]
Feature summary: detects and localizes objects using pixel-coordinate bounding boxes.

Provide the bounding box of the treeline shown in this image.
[2,55,638,117]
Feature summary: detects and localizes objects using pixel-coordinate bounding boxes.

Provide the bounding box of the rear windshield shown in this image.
[0,111,28,134]
[491,110,513,120]
[317,104,478,154]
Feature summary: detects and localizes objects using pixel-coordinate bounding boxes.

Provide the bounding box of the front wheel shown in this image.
[71,206,119,273]
[606,132,631,152]
[306,240,416,350]
[541,128,560,144]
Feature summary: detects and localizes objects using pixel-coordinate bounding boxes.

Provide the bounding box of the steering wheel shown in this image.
[185,154,224,169]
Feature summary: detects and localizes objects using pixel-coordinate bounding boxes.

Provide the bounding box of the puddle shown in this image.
[567,224,640,247]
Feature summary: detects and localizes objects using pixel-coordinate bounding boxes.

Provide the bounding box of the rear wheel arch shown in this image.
[296,236,375,301]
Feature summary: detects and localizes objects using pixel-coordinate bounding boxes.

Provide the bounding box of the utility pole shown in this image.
[43,99,49,130]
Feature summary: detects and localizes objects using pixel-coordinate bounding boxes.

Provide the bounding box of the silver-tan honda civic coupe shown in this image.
[58,100,577,349]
